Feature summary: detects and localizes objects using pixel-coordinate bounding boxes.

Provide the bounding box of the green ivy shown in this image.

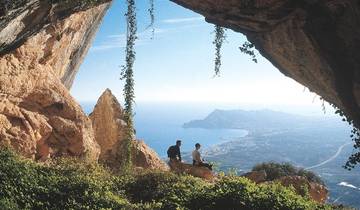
[239,41,258,63]
[120,0,138,171]
[213,25,227,76]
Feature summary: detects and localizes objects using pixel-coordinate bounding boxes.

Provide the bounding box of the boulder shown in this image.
[133,140,169,171]
[168,160,214,180]
[90,89,168,171]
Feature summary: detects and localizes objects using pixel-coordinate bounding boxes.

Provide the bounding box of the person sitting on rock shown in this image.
[167,140,182,162]
[192,143,212,170]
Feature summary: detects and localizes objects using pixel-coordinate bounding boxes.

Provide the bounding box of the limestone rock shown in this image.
[133,140,169,171]
[90,89,168,171]
[171,0,360,129]
[0,84,100,161]
[276,176,328,204]
[0,2,111,161]
[168,160,213,180]
[0,1,111,64]
[89,89,126,163]
[0,2,111,89]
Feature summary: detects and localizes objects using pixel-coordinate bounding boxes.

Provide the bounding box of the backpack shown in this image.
[167,145,176,158]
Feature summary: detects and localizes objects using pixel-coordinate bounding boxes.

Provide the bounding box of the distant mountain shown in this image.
[183,109,327,132]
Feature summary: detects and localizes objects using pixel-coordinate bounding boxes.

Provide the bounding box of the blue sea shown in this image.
[82,102,248,157]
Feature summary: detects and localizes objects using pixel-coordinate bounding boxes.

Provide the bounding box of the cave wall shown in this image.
[0,1,111,160]
[171,0,360,128]
[0,0,111,88]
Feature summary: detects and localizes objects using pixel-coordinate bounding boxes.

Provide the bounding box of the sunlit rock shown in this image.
[168,160,214,180]
[90,89,169,171]
[0,1,111,161]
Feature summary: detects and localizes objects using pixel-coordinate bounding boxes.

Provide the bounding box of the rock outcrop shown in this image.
[241,171,328,204]
[90,89,168,171]
[171,0,360,128]
[276,176,328,204]
[168,160,214,180]
[89,89,127,163]
[0,1,111,161]
[132,140,169,171]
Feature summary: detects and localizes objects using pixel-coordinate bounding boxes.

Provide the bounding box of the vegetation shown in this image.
[239,41,258,63]
[120,0,138,170]
[252,162,324,185]
[213,25,227,76]
[146,0,155,38]
[320,101,360,170]
[0,148,336,210]
[336,108,360,170]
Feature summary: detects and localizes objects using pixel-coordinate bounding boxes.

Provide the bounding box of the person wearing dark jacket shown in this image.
[167,140,182,162]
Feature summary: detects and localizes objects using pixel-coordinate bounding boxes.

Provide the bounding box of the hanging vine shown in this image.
[213,25,226,76]
[333,106,360,170]
[146,0,155,38]
[239,41,258,63]
[320,100,360,170]
[120,0,137,171]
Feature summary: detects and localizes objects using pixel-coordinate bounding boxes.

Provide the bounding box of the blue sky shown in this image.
[70,0,331,115]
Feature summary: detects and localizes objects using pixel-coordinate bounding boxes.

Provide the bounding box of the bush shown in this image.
[0,148,149,210]
[0,148,337,210]
[0,198,19,210]
[123,170,209,209]
[187,176,329,210]
[252,162,324,185]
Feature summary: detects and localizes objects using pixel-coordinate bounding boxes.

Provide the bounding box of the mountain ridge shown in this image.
[183,109,337,132]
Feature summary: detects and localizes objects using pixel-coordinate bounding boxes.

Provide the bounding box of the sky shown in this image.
[70,0,332,115]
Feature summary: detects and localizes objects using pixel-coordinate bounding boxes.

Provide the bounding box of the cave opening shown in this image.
[1,0,360,207]
[71,2,356,170]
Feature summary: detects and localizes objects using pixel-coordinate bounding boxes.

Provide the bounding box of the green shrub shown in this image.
[0,198,19,210]
[252,162,324,185]
[0,148,141,209]
[187,176,329,210]
[0,148,336,210]
[123,170,209,209]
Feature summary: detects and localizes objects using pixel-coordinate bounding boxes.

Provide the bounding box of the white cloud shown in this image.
[90,28,167,52]
[162,16,204,24]
[90,22,207,52]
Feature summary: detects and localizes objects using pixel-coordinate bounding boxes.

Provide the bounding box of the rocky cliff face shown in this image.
[171,0,360,128]
[90,89,169,171]
[0,1,111,161]
[0,0,111,88]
